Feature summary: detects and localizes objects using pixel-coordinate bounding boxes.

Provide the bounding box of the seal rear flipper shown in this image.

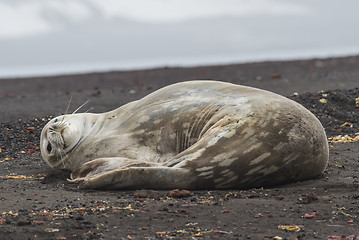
[72,166,196,190]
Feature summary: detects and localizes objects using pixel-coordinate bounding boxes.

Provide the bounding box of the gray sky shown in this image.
[1,0,359,78]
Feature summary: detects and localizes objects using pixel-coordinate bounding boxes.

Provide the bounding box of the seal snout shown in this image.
[40,119,69,166]
[48,127,65,149]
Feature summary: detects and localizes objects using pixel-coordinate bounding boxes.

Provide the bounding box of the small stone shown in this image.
[34,221,45,225]
[302,213,316,218]
[17,221,31,226]
[45,228,59,232]
[298,192,319,204]
[169,189,191,198]
[134,190,159,198]
[271,73,281,79]
[319,99,327,103]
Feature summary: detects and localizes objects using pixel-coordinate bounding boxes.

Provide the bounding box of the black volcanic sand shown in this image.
[0,56,359,239]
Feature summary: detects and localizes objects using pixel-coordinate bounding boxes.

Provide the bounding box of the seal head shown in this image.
[40,115,86,169]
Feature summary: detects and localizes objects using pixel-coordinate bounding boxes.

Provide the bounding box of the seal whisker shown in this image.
[60,96,73,124]
[56,145,68,169]
[59,149,66,169]
[72,100,90,115]
[64,96,72,115]
[54,147,64,168]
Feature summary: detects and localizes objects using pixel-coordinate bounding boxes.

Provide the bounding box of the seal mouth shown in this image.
[44,122,68,162]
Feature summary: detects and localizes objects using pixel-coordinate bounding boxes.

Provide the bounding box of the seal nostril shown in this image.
[47,143,52,153]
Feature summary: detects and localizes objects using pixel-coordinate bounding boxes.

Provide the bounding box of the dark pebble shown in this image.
[17,221,31,226]
[169,189,191,198]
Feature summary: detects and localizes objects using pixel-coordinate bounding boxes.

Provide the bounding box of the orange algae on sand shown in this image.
[328,134,359,143]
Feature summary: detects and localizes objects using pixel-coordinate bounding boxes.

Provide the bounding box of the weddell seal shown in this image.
[40,81,329,190]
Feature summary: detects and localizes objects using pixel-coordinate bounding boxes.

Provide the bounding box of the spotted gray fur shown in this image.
[40,81,329,190]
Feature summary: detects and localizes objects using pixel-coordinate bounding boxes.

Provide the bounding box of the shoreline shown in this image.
[2,53,358,80]
[0,55,358,122]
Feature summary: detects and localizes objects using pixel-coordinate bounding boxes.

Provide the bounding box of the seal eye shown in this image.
[47,143,52,153]
[54,118,58,123]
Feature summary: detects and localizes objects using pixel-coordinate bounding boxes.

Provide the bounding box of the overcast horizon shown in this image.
[1,0,359,78]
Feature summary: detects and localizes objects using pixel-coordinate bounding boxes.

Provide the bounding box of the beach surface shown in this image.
[0,56,358,239]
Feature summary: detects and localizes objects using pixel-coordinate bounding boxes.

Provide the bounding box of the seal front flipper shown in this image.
[73,166,195,190]
[68,157,195,190]
[70,157,162,180]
